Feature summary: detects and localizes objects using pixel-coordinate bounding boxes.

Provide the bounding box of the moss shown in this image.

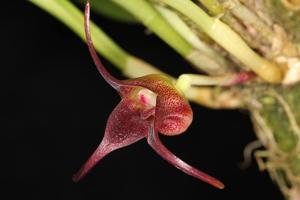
[281,85,300,128]
[259,94,298,152]
[288,155,300,176]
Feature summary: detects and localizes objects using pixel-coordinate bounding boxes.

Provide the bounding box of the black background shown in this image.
[5,1,284,200]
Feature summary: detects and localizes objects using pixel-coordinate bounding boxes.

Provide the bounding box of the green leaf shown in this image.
[73,0,138,24]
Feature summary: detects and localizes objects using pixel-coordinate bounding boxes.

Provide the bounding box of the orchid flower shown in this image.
[73,2,224,189]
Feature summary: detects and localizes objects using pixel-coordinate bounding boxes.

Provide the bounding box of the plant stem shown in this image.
[30,0,127,69]
[154,5,213,58]
[112,0,224,74]
[224,0,274,44]
[125,56,164,78]
[112,0,191,56]
[157,0,283,83]
[185,87,243,109]
[176,71,253,94]
[155,5,230,74]
[74,0,138,24]
[29,0,161,77]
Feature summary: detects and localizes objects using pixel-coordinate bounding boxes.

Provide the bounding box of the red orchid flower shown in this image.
[72,2,224,189]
